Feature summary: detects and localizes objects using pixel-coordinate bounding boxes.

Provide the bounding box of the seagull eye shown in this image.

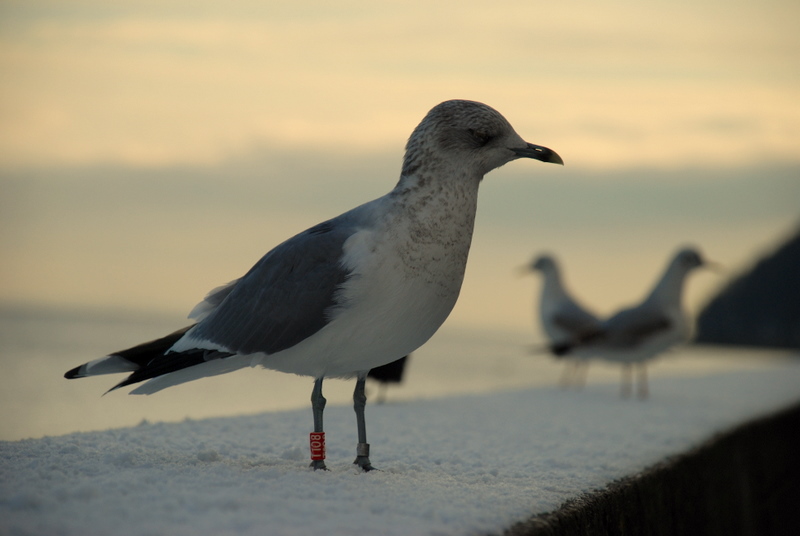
[468,129,493,146]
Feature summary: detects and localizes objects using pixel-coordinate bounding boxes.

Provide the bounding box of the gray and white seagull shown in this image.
[64,100,563,471]
[525,254,602,388]
[553,247,710,398]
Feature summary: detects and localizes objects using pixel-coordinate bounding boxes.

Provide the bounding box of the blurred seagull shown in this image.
[367,355,410,404]
[554,247,710,399]
[525,254,603,388]
[64,99,563,471]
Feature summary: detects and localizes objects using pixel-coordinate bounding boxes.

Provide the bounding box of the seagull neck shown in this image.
[387,170,481,262]
[541,271,567,300]
[391,170,482,217]
[394,164,483,190]
[646,262,689,306]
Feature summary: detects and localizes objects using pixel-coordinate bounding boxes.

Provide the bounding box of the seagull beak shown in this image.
[512,143,564,165]
[702,259,725,273]
[515,264,533,277]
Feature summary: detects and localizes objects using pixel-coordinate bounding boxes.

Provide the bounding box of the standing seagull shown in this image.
[525,255,602,388]
[554,248,709,399]
[64,100,563,471]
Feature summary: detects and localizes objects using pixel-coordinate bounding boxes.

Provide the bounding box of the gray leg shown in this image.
[353,375,375,471]
[620,363,633,398]
[375,384,388,405]
[557,360,574,389]
[636,365,649,400]
[310,378,327,470]
[575,361,589,389]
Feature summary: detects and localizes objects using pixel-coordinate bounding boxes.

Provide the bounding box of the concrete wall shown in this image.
[503,403,800,536]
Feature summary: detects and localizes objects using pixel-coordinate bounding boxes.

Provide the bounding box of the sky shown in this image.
[1,0,798,169]
[1,0,799,330]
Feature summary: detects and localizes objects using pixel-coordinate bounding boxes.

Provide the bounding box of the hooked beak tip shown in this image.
[513,143,564,166]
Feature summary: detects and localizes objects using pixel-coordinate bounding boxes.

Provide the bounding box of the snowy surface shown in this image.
[2,358,800,536]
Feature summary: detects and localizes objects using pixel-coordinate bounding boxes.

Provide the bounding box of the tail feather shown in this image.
[64,324,233,392]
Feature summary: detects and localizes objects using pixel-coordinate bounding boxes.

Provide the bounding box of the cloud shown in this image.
[0,1,798,169]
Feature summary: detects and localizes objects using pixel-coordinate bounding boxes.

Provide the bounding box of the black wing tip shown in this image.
[551,343,573,356]
[106,377,135,394]
[367,355,409,384]
[64,365,83,379]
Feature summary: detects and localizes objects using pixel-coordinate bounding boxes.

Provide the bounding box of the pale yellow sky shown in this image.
[1,0,798,169]
[1,0,799,331]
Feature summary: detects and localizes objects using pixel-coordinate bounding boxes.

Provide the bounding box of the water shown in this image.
[0,304,794,442]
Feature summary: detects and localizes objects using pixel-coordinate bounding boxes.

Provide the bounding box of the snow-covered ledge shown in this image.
[504,401,800,536]
[3,357,800,536]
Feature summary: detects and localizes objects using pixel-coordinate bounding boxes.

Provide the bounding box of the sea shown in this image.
[0,303,795,442]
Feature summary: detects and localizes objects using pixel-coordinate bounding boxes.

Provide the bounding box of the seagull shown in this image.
[367,355,410,404]
[525,254,602,388]
[64,99,563,470]
[554,247,709,399]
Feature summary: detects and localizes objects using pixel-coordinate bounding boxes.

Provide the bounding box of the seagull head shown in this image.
[518,254,558,277]
[675,247,723,272]
[402,100,563,178]
[676,248,704,269]
[531,254,558,273]
[674,247,722,273]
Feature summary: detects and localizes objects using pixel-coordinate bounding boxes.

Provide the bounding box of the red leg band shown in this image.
[309,432,326,461]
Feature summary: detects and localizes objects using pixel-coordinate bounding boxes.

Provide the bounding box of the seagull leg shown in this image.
[558,361,574,389]
[310,378,327,470]
[375,384,388,405]
[620,364,633,398]
[575,361,589,390]
[353,374,375,471]
[636,365,649,400]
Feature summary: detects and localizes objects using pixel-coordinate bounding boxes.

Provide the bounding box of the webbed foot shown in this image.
[353,442,377,471]
[310,460,328,471]
[354,456,377,472]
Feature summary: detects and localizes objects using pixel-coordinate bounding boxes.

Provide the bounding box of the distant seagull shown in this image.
[554,248,710,399]
[367,355,410,404]
[524,254,603,388]
[65,100,563,471]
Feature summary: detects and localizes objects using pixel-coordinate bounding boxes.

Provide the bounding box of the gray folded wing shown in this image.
[187,218,357,356]
[601,306,671,348]
[552,303,603,343]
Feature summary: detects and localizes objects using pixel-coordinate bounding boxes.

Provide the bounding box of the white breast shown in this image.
[256,181,480,378]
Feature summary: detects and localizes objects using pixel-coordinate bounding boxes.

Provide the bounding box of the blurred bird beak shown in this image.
[515,264,533,277]
[512,143,564,165]
[702,259,725,273]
